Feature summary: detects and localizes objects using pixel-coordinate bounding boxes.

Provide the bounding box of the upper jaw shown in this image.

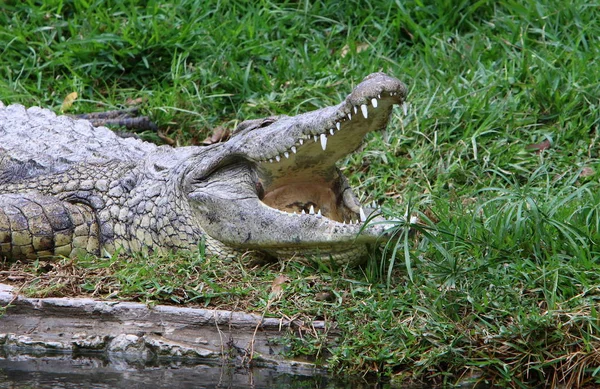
[233,72,407,176]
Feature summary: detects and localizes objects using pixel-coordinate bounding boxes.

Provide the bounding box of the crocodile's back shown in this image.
[0,102,157,182]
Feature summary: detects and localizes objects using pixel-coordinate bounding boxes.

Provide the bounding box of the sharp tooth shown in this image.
[342,220,346,225]
[403,102,408,116]
[320,133,327,151]
[309,205,315,215]
[348,113,352,120]
[371,201,377,209]
[299,138,304,145]
[284,151,289,158]
[360,104,368,119]
[336,122,341,131]
[371,98,378,108]
[301,209,306,215]
[353,106,358,114]
[329,128,335,135]
[314,135,318,142]
[269,158,273,163]
[275,155,281,162]
[355,219,359,224]
[291,146,297,153]
[316,209,322,218]
[377,94,381,99]
[359,207,366,222]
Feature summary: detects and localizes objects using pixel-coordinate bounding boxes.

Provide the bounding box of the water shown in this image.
[0,352,405,389]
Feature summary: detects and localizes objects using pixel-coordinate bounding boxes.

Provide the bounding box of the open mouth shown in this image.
[193,73,408,263]
[253,75,406,227]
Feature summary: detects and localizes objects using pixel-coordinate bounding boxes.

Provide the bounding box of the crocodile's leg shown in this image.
[0,193,100,260]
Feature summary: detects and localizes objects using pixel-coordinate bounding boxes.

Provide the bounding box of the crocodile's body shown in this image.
[0,73,407,264]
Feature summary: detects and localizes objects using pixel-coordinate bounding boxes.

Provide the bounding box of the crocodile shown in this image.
[0,73,407,265]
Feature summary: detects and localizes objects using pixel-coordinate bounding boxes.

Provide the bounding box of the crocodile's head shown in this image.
[184,73,407,264]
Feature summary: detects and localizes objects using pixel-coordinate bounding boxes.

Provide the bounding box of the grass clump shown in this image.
[1,0,600,386]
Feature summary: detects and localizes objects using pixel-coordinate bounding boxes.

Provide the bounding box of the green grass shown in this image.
[1,0,600,386]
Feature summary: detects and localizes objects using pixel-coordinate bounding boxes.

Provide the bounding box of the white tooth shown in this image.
[336,122,341,131]
[317,209,322,216]
[342,220,346,225]
[291,146,297,154]
[353,106,358,114]
[284,151,289,158]
[299,138,304,145]
[371,201,377,209]
[403,102,408,116]
[329,128,335,135]
[320,133,327,151]
[359,207,366,222]
[309,205,315,214]
[275,155,281,162]
[301,209,306,214]
[314,135,318,142]
[269,158,273,163]
[377,94,381,99]
[348,113,352,120]
[355,219,359,224]
[371,98,378,108]
[360,104,368,119]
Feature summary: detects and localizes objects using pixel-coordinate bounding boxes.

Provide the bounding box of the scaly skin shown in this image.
[0,73,407,264]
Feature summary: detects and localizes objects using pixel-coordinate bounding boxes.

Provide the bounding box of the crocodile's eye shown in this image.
[232,116,282,136]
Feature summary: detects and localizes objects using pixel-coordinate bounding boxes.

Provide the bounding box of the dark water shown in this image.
[0,353,409,389]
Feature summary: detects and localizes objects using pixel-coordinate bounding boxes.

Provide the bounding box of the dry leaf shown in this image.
[60,92,78,113]
[157,130,176,146]
[269,274,290,301]
[526,139,551,154]
[126,97,145,106]
[202,126,231,145]
[315,291,334,302]
[422,207,440,224]
[340,42,369,58]
[580,167,595,177]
